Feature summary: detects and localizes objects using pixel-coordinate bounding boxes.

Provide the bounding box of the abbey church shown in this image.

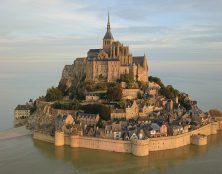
[86,13,148,82]
[59,13,149,90]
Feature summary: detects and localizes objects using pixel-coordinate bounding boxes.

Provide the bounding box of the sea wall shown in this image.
[216,120,222,130]
[33,122,219,157]
[148,123,215,151]
[70,136,132,153]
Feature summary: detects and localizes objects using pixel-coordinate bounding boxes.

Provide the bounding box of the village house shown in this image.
[125,100,139,119]
[55,114,75,135]
[147,82,160,96]
[148,123,161,138]
[105,124,113,139]
[110,108,126,120]
[167,125,184,136]
[160,123,168,136]
[122,88,143,100]
[75,112,100,126]
[182,125,190,133]
[110,100,139,120]
[104,122,123,139]
[113,131,122,140]
[130,133,138,141]
[137,129,146,140]
[14,104,31,120]
[85,92,100,102]
[139,102,154,117]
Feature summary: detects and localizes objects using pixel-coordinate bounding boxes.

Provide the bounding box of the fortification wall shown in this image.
[149,133,190,151]
[217,120,222,130]
[131,140,149,156]
[149,123,216,151]
[70,136,132,154]
[33,122,219,156]
[190,135,207,146]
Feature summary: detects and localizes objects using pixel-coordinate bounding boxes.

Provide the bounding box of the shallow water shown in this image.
[1,132,222,174]
[0,59,222,173]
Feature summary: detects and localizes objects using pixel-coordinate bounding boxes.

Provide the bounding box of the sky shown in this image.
[0,0,222,63]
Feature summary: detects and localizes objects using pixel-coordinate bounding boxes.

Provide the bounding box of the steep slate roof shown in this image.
[103,11,114,40]
[88,49,102,54]
[15,105,31,110]
[132,56,146,67]
[103,30,114,40]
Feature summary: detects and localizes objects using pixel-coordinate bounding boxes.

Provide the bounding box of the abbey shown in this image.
[85,13,148,82]
[59,13,149,90]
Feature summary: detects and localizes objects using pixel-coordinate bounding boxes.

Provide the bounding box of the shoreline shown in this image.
[0,126,31,140]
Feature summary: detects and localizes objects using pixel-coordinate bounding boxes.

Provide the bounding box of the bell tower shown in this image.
[103,11,114,56]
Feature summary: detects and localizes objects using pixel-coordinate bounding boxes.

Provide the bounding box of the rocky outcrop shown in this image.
[58,58,87,93]
[27,101,54,133]
[27,101,76,134]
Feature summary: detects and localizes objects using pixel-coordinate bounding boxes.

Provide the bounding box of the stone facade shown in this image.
[85,14,148,82]
[110,100,155,120]
[122,89,142,99]
[85,92,100,101]
[59,13,148,89]
[14,105,31,119]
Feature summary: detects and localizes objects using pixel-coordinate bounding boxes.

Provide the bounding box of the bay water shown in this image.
[0,58,222,174]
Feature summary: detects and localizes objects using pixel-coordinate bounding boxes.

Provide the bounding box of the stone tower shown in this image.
[103,11,114,56]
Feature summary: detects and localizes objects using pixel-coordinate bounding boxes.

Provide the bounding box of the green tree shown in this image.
[149,76,164,87]
[107,85,123,101]
[69,87,85,100]
[159,85,179,99]
[81,104,111,120]
[209,109,222,117]
[118,74,134,83]
[53,100,81,110]
[117,100,126,109]
[45,87,62,102]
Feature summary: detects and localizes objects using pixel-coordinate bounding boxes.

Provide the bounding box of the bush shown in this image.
[160,85,179,99]
[45,87,62,102]
[107,85,123,101]
[209,109,222,117]
[118,74,134,84]
[53,100,81,110]
[69,86,85,100]
[117,100,126,109]
[149,76,164,87]
[81,104,111,121]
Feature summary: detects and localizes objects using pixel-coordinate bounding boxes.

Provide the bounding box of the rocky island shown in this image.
[17,13,222,156]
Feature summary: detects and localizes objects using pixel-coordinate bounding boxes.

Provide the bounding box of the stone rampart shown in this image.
[190,134,207,146]
[131,140,149,156]
[55,131,65,146]
[71,136,132,153]
[216,120,222,130]
[33,122,219,156]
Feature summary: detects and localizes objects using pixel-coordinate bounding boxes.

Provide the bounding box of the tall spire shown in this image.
[103,11,114,40]
[107,10,110,31]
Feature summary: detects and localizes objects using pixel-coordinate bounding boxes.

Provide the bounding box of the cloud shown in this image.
[0,0,222,62]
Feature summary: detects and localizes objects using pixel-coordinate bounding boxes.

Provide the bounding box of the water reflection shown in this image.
[33,132,222,174]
